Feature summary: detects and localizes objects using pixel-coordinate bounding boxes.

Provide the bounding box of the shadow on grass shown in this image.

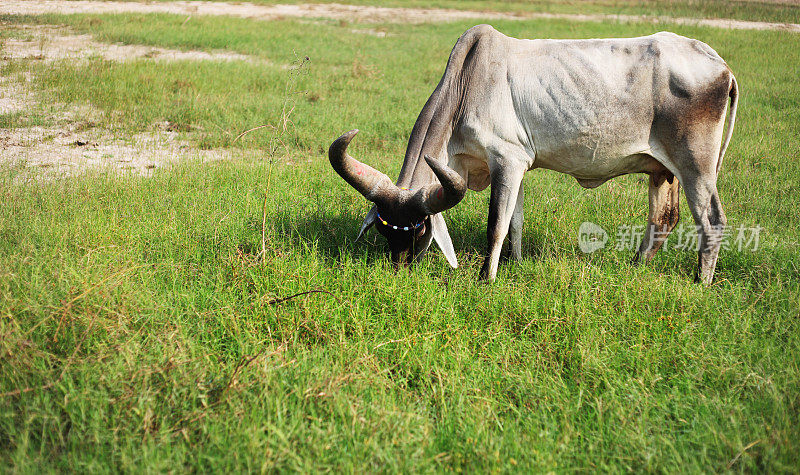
[230,201,788,289]
[268,208,385,264]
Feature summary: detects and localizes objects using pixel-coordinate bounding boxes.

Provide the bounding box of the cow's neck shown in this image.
[395,99,457,190]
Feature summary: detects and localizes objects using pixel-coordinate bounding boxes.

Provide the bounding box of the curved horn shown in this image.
[328,130,399,204]
[415,155,467,215]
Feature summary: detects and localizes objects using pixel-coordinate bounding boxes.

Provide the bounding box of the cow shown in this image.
[328,25,738,284]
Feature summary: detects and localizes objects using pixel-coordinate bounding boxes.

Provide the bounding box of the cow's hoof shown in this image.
[694,273,713,285]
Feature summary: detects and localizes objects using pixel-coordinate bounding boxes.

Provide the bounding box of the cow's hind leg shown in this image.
[634,172,680,264]
[682,174,727,284]
[652,67,733,283]
[480,164,525,281]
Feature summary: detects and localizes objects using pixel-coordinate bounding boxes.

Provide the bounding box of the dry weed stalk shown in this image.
[232,52,310,154]
[231,53,312,262]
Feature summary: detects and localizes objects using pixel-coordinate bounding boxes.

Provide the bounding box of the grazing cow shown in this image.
[329,25,738,283]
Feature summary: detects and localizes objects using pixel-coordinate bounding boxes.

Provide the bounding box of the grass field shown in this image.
[1,5,800,472]
[103,0,800,24]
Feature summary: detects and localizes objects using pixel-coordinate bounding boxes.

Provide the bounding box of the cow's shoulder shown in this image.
[453,24,503,51]
[463,24,499,37]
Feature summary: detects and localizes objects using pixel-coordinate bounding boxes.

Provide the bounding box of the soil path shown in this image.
[1,1,798,33]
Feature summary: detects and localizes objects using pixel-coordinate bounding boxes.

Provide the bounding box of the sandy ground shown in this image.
[0,1,798,32]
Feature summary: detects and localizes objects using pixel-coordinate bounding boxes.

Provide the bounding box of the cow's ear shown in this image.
[430,213,458,268]
[355,206,378,241]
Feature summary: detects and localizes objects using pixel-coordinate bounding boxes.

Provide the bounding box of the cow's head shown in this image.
[329,129,466,265]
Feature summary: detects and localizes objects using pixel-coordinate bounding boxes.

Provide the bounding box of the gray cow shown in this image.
[329,25,738,283]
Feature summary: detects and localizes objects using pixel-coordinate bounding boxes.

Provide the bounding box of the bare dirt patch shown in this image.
[0,25,237,179]
[2,122,229,180]
[0,85,229,179]
[1,25,256,63]
[0,1,797,32]
[0,78,31,116]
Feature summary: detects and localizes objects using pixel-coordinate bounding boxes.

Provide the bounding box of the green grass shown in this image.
[2,11,800,472]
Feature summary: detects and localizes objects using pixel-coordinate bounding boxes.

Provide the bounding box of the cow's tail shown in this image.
[397,24,488,186]
[717,74,738,175]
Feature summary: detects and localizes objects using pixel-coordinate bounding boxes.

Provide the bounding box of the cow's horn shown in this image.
[328,130,399,204]
[416,155,467,215]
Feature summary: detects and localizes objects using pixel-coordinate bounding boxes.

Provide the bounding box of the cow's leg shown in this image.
[507,184,525,261]
[634,172,680,264]
[682,175,727,284]
[480,166,525,281]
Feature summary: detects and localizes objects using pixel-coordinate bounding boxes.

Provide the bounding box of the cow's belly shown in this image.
[531,131,656,180]
[448,115,662,190]
[447,123,663,191]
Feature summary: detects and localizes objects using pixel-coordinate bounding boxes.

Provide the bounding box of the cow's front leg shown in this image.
[507,184,524,261]
[480,166,525,281]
